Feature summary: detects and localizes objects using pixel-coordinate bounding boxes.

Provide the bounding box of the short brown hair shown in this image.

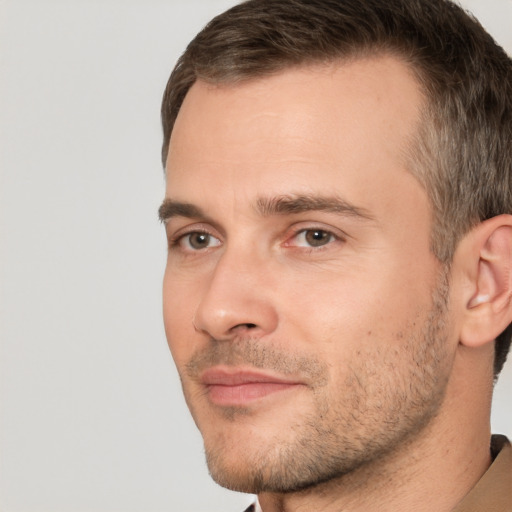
[160,0,512,377]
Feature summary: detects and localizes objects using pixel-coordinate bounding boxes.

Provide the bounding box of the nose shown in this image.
[193,249,279,341]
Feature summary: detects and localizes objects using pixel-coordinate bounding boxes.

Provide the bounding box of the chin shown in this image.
[200,404,430,495]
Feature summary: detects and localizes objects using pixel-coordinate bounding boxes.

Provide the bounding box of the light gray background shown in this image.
[1,1,511,511]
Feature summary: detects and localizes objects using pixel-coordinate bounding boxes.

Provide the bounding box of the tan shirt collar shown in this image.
[452,435,511,511]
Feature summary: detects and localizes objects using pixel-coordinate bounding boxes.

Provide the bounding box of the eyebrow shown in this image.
[158,194,374,223]
[158,200,206,223]
[255,194,374,220]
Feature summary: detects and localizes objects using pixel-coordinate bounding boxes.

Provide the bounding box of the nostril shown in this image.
[233,323,257,330]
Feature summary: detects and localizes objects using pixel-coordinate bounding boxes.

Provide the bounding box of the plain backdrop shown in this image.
[1,1,511,511]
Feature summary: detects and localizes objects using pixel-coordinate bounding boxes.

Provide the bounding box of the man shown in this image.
[158,0,512,510]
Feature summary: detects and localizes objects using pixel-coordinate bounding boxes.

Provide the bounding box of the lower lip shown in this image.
[206,382,300,406]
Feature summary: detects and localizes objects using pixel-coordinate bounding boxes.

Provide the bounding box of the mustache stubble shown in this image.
[185,337,329,386]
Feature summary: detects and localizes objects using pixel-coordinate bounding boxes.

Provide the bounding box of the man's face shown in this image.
[162,57,456,493]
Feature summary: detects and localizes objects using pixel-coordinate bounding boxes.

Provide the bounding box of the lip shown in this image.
[200,367,303,406]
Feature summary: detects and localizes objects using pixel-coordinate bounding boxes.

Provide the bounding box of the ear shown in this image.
[459,215,512,348]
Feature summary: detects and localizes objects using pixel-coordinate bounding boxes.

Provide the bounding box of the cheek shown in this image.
[281,271,407,332]
[162,267,199,366]
[276,258,437,368]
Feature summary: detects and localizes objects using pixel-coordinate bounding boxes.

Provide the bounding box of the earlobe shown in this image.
[459,215,512,348]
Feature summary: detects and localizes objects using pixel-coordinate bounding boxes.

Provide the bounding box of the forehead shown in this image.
[165,56,426,216]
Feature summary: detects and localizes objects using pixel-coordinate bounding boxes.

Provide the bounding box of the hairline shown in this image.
[160,0,512,378]
[163,50,443,252]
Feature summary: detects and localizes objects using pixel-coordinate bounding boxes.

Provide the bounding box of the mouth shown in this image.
[200,366,304,406]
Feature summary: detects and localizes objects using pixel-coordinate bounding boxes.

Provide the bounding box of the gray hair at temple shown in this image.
[160,0,512,377]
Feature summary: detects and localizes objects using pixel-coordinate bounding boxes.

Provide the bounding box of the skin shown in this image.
[161,57,496,511]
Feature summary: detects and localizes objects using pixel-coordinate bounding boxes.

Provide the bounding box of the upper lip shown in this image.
[200,366,302,386]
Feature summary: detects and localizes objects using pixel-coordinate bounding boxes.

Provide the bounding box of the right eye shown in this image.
[174,231,222,251]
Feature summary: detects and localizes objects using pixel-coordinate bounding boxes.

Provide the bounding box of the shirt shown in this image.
[453,434,511,511]
[242,435,511,512]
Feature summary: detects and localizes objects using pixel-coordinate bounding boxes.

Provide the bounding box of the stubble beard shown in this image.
[185,270,452,495]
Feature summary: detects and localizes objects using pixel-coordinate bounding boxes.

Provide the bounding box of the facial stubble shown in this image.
[181,269,452,494]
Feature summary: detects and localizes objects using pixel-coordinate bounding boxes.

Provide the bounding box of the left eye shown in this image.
[292,229,335,248]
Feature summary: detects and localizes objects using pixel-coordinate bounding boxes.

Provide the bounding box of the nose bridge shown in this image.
[193,242,278,340]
